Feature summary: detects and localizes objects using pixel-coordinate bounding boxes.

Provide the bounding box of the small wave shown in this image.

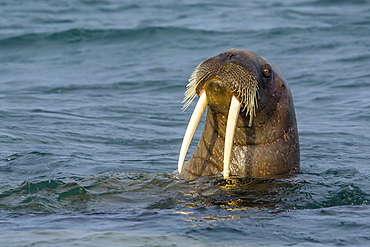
[324,184,369,207]
[0,27,221,48]
[0,173,174,213]
[311,0,368,6]
[0,173,301,213]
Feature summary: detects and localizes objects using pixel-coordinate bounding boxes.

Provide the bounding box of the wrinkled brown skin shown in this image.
[180,49,300,179]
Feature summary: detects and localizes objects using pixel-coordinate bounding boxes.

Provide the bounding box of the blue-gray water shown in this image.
[1,0,370,246]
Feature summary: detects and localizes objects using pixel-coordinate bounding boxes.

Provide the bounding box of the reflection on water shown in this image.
[1,172,367,217]
[0,172,369,246]
[1,171,368,220]
[0,173,296,213]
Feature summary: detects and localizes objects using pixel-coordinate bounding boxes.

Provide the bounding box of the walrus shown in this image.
[177,49,300,179]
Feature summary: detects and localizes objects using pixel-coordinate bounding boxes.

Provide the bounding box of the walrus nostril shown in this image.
[225,51,238,60]
[218,51,238,60]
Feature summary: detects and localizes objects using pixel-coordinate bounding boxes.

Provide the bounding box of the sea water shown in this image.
[0,0,369,246]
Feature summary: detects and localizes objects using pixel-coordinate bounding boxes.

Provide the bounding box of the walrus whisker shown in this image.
[182,65,209,112]
[178,91,208,173]
[223,96,241,179]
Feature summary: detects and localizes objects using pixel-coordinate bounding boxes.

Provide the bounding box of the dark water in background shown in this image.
[0,0,370,246]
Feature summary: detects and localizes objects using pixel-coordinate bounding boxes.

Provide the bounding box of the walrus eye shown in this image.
[262,65,271,78]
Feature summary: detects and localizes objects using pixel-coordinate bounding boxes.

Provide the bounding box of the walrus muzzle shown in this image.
[178,49,300,179]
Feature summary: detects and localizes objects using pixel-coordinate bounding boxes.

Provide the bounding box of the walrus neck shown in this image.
[182,101,299,178]
[181,106,299,179]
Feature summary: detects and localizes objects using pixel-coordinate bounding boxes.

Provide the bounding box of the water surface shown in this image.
[1,0,370,246]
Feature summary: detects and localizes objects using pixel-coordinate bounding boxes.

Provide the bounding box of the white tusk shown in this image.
[223,96,241,179]
[178,91,208,173]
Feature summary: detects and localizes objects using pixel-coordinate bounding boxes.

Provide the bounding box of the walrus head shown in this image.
[178,49,300,179]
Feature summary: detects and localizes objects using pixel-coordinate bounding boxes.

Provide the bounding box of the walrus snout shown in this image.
[184,50,259,123]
